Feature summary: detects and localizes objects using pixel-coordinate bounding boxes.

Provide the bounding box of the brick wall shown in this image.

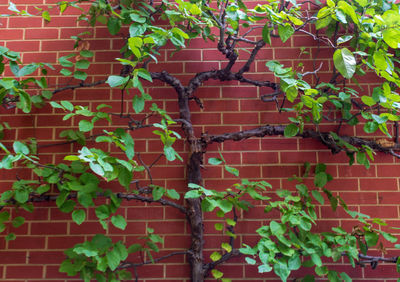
[1,0,400,281]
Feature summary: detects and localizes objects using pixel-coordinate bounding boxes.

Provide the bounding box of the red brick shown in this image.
[0,251,27,264]
[1,29,24,40]
[31,222,68,235]
[28,251,64,264]
[360,178,398,191]
[47,236,85,249]
[280,151,317,164]
[6,266,43,279]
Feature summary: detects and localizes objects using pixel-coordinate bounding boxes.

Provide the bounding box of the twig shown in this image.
[52,80,106,95]
[118,193,187,214]
[118,251,188,269]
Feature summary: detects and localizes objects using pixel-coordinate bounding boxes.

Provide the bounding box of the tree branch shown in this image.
[117,193,187,214]
[118,251,188,269]
[52,79,107,95]
[203,125,400,156]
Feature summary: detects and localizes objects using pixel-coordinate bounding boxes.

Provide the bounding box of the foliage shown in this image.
[1,0,400,281]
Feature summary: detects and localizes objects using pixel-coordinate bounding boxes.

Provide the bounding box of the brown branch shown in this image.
[203,125,400,156]
[203,249,241,277]
[3,191,186,214]
[117,193,187,214]
[236,40,266,76]
[52,79,106,95]
[358,253,399,269]
[118,251,188,269]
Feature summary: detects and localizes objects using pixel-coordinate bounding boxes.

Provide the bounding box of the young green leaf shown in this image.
[111,215,127,230]
[107,75,129,87]
[284,124,299,137]
[333,48,356,79]
[71,209,86,225]
[12,216,25,228]
[278,24,294,43]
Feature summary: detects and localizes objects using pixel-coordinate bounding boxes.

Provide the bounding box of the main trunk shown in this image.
[186,150,205,282]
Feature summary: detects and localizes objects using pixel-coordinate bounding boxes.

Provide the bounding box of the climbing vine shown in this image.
[1,0,400,281]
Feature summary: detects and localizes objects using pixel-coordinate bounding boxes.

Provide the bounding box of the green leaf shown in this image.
[361,96,376,107]
[211,269,223,279]
[75,60,90,69]
[337,35,353,45]
[184,190,201,199]
[364,121,378,133]
[340,272,352,282]
[95,205,110,220]
[208,157,223,165]
[71,209,85,225]
[132,95,145,113]
[371,114,388,125]
[164,146,177,161]
[5,233,16,241]
[80,50,94,58]
[166,189,180,200]
[0,211,10,223]
[107,17,121,35]
[226,218,236,226]
[288,255,301,270]
[316,7,332,30]
[59,200,75,213]
[225,166,239,176]
[221,242,232,253]
[50,101,64,109]
[259,264,273,273]
[12,216,25,228]
[106,248,120,271]
[311,190,325,204]
[137,68,152,82]
[79,120,93,132]
[314,172,327,188]
[311,253,322,267]
[73,71,87,81]
[59,55,74,67]
[0,78,15,89]
[111,215,127,230]
[383,28,400,49]
[61,100,74,111]
[274,261,290,282]
[379,230,398,243]
[215,223,224,231]
[278,24,294,43]
[365,231,379,247]
[333,48,356,79]
[9,61,19,77]
[17,64,38,77]
[107,75,129,87]
[270,220,285,235]
[284,124,299,137]
[13,141,29,154]
[285,86,298,102]
[18,91,32,113]
[210,251,222,262]
[152,186,165,201]
[42,10,51,21]
[245,257,256,265]
[128,243,142,253]
[130,13,146,23]
[218,199,233,213]
[262,24,271,44]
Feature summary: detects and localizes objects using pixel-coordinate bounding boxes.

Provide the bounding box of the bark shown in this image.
[151,70,207,281]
